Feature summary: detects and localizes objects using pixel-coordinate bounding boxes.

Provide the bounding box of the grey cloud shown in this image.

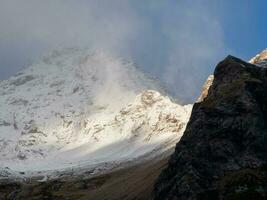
[0,0,228,103]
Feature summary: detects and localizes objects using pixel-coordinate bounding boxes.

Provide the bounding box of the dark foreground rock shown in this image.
[154,55,267,200]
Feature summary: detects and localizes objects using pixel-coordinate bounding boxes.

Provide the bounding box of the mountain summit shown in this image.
[154,54,267,200]
[0,48,191,178]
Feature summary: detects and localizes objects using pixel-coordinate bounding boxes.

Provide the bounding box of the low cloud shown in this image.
[0,0,228,102]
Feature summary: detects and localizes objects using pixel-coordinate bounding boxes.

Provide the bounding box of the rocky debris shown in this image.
[10,75,35,86]
[0,121,11,127]
[154,55,267,200]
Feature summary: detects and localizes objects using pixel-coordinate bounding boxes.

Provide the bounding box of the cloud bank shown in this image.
[0,0,228,102]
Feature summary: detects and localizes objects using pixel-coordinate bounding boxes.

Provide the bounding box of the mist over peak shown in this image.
[0,48,192,176]
[0,0,232,103]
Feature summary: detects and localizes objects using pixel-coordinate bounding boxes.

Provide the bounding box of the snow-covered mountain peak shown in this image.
[249,49,267,66]
[0,48,192,177]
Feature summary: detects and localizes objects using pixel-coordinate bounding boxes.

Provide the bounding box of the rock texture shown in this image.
[154,55,267,200]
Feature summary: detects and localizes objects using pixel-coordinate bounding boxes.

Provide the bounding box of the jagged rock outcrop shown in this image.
[154,55,267,200]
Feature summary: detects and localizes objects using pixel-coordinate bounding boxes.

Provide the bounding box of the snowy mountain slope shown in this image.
[249,49,267,65]
[249,49,267,68]
[0,48,192,176]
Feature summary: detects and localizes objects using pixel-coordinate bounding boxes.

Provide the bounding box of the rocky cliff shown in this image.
[154,55,267,200]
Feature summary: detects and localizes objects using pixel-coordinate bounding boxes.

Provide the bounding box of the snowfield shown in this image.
[0,48,192,178]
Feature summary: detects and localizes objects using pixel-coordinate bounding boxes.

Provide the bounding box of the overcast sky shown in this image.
[0,0,266,102]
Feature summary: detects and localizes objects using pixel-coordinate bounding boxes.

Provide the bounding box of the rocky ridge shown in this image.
[154,52,267,200]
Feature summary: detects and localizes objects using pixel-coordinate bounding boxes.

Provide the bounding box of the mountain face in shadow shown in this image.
[154,55,267,200]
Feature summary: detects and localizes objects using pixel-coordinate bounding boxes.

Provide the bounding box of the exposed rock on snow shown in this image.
[0,48,192,177]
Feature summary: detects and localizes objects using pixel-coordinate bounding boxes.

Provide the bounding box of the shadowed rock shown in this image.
[154,55,267,200]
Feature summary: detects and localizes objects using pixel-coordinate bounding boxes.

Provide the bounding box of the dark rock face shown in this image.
[154,56,267,200]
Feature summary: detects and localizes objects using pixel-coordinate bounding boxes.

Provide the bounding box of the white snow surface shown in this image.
[0,48,192,177]
[249,49,267,66]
